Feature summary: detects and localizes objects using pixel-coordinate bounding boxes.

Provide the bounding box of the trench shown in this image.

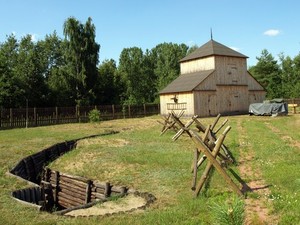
[9,131,155,216]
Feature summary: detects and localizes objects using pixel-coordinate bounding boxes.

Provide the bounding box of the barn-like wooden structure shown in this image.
[159,39,266,117]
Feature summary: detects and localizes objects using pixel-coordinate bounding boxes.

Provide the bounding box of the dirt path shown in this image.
[236,118,278,224]
[264,121,300,149]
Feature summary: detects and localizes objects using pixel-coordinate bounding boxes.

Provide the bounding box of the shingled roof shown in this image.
[159,70,214,94]
[180,39,248,62]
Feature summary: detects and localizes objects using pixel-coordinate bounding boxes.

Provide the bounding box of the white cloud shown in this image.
[230,46,240,52]
[263,29,280,36]
[29,33,39,42]
[187,40,195,46]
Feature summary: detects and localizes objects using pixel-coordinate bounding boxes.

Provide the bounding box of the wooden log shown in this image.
[161,121,176,135]
[25,188,31,202]
[160,115,169,132]
[59,182,86,195]
[189,125,210,173]
[171,112,192,139]
[85,180,92,204]
[23,157,36,182]
[211,113,221,131]
[58,192,85,205]
[191,148,199,190]
[93,181,109,189]
[53,171,59,204]
[104,182,111,197]
[59,172,89,184]
[194,129,225,196]
[111,186,127,194]
[58,175,86,187]
[190,128,243,197]
[194,118,206,133]
[203,125,211,143]
[59,187,86,201]
[91,192,106,200]
[172,115,198,141]
[214,119,228,134]
[58,196,81,208]
[30,187,36,204]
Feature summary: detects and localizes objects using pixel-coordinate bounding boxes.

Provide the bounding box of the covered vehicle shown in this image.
[249,99,288,116]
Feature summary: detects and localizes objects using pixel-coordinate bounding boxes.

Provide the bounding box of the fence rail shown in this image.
[0,103,160,129]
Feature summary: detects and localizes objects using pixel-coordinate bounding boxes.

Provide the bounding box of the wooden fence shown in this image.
[0,103,160,129]
[285,98,300,105]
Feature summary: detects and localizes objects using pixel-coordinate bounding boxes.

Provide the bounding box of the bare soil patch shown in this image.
[76,138,129,148]
[65,194,147,217]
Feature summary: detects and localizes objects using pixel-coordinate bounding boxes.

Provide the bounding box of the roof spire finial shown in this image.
[210,28,213,40]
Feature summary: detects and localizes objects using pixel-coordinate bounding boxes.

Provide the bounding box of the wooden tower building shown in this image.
[159,39,266,116]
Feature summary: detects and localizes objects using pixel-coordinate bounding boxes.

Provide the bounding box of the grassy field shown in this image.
[0,114,299,224]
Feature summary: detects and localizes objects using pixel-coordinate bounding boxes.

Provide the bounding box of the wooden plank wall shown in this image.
[11,187,43,210]
[160,92,194,116]
[10,140,77,183]
[180,56,215,74]
[43,169,127,209]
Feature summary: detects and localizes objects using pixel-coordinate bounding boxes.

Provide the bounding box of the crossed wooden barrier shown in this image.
[157,110,184,135]
[160,112,244,197]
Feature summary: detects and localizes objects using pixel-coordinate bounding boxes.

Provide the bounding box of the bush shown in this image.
[210,195,245,225]
[88,109,101,123]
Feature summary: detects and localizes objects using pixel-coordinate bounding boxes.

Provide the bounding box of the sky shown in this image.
[1,0,300,67]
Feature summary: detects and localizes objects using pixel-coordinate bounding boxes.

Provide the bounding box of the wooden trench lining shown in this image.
[9,131,156,216]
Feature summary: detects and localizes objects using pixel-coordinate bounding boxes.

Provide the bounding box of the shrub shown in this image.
[210,196,245,225]
[88,109,101,123]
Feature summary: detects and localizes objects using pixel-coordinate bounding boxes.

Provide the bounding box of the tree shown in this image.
[291,54,300,97]
[142,49,157,103]
[63,17,100,106]
[151,43,188,92]
[278,53,295,98]
[40,32,72,106]
[249,49,282,98]
[0,34,24,108]
[96,59,118,104]
[14,35,49,107]
[118,47,146,104]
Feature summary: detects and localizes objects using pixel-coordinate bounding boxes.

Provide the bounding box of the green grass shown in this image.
[1,114,300,224]
[242,115,300,224]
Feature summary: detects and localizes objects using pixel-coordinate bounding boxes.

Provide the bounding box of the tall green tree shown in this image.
[14,35,48,107]
[118,47,147,104]
[151,43,188,92]
[142,49,157,103]
[40,32,72,106]
[63,17,100,106]
[249,49,282,98]
[291,54,300,98]
[96,59,118,104]
[0,34,24,108]
[278,53,295,98]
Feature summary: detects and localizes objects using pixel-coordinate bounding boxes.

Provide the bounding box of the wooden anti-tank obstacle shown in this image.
[157,110,184,135]
[170,112,243,197]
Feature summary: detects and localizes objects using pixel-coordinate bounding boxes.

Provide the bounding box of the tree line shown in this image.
[0,16,299,109]
[249,49,300,99]
[0,17,190,108]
